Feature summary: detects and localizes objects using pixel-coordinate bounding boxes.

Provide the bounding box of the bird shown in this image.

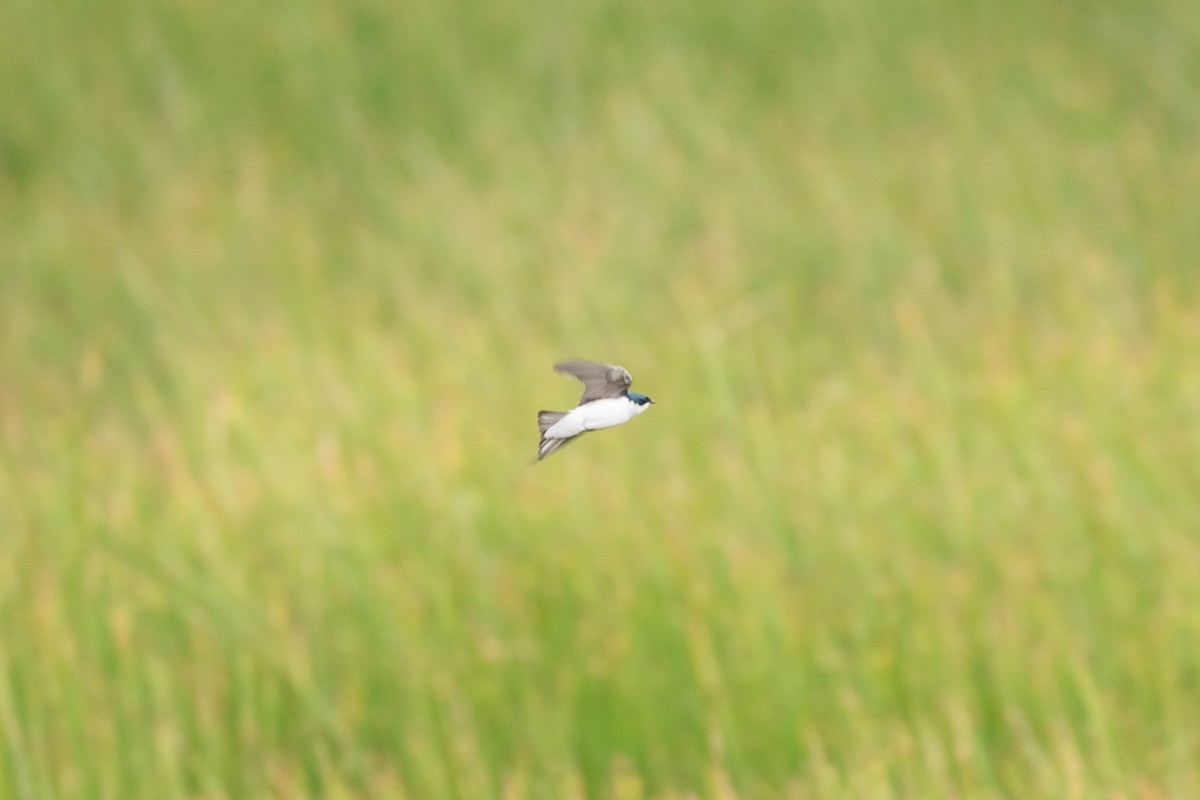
[536,359,655,461]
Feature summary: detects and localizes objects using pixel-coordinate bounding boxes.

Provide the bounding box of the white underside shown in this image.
[545,397,647,439]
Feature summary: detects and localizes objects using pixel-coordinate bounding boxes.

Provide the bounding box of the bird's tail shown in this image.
[537,410,569,461]
[538,410,566,435]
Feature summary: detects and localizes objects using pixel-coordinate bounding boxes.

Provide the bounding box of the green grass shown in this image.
[3,0,1200,796]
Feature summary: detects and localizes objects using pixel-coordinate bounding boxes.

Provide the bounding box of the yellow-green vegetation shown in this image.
[3,0,1200,796]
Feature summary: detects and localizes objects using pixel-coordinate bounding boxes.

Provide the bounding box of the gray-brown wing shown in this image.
[554,359,633,405]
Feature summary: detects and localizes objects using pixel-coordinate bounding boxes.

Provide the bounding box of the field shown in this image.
[3,0,1200,796]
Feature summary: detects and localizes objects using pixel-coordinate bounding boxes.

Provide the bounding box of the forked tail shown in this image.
[537,410,569,461]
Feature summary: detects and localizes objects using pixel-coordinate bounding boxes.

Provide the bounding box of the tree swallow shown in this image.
[537,359,655,461]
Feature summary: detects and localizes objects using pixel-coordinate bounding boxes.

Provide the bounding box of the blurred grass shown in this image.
[3,0,1200,797]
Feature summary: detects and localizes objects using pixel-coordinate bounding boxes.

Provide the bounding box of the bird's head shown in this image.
[626,391,655,406]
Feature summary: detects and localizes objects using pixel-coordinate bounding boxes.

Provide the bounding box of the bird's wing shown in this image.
[554,359,633,404]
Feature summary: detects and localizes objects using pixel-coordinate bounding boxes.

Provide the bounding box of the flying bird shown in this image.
[537,359,655,461]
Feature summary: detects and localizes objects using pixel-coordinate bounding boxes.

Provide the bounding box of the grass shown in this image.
[3,0,1200,796]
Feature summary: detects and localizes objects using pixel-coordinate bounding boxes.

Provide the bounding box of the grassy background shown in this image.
[3,0,1200,796]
